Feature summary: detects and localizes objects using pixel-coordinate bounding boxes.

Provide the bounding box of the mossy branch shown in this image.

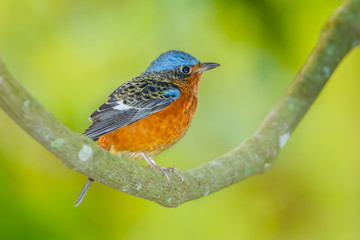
[0,0,359,207]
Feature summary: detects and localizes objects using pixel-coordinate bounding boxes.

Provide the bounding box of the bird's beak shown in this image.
[197,62,220,73]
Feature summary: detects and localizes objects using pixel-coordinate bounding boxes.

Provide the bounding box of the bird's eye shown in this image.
[181,66,190,74]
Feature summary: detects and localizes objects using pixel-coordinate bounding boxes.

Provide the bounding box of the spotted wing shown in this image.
[83,79,180,141]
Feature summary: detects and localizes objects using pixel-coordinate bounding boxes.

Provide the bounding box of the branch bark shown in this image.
[0,0,359,207]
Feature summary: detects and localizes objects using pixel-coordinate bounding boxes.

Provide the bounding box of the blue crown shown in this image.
[144,50,200,73]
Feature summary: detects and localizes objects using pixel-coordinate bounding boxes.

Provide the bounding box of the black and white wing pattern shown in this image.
[84,78,180,141]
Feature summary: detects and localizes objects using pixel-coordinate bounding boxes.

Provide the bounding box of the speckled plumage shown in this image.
[97,71,201,160]
[84,73,181,141]
[75,50,219,206]
[84,51,218,155]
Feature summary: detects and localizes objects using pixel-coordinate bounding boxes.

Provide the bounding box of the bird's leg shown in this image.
[141,152,171,185]
[140,152,184,188]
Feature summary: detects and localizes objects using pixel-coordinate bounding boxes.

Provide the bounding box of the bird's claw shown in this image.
[165,166,185,184]
[151,166,184,189]
[140,152,184,188]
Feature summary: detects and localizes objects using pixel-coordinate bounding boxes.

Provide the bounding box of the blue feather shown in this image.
[144,50,199,73]
[163,87,181,101]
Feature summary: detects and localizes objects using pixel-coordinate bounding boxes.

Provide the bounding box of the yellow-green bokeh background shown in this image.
[0,0,359,239]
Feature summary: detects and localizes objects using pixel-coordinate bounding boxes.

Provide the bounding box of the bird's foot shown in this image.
[140,152,184,188]
[155,166,185,188]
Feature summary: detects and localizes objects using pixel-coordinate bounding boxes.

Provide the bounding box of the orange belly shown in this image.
[97,88,198,160]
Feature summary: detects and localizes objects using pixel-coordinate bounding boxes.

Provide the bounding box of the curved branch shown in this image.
[0,0,359,207]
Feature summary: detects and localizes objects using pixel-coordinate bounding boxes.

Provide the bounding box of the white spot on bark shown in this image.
[244,166,251,176]
[279,132,290,149]
[78,144,93,161]
[51,138,64,148]
[166,198,172,203]
[323,67,330,78]
[286,97,296,110]
[289,102,294,109]
[263,162,273,171]
[204,190,210,196]
[113,101,133,110]
[136,183,142,191]
[24,100,30,108]
[211,161,221,166]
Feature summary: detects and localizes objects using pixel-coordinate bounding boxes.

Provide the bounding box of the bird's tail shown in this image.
[75,178,94,207]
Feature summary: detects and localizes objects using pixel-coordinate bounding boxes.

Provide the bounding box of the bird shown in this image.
[75,50,220,206]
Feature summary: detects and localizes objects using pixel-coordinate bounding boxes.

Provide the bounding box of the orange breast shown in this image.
[97,82,199,160]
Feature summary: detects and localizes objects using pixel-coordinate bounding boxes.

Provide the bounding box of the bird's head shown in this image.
[143,50,220,85]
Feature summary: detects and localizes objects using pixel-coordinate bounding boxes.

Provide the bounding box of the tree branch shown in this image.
[0,0,359,207]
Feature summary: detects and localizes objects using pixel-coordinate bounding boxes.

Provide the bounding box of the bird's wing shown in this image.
[83,79,180,141]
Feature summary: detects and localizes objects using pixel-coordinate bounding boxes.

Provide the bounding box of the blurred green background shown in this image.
[0,0,359,239]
